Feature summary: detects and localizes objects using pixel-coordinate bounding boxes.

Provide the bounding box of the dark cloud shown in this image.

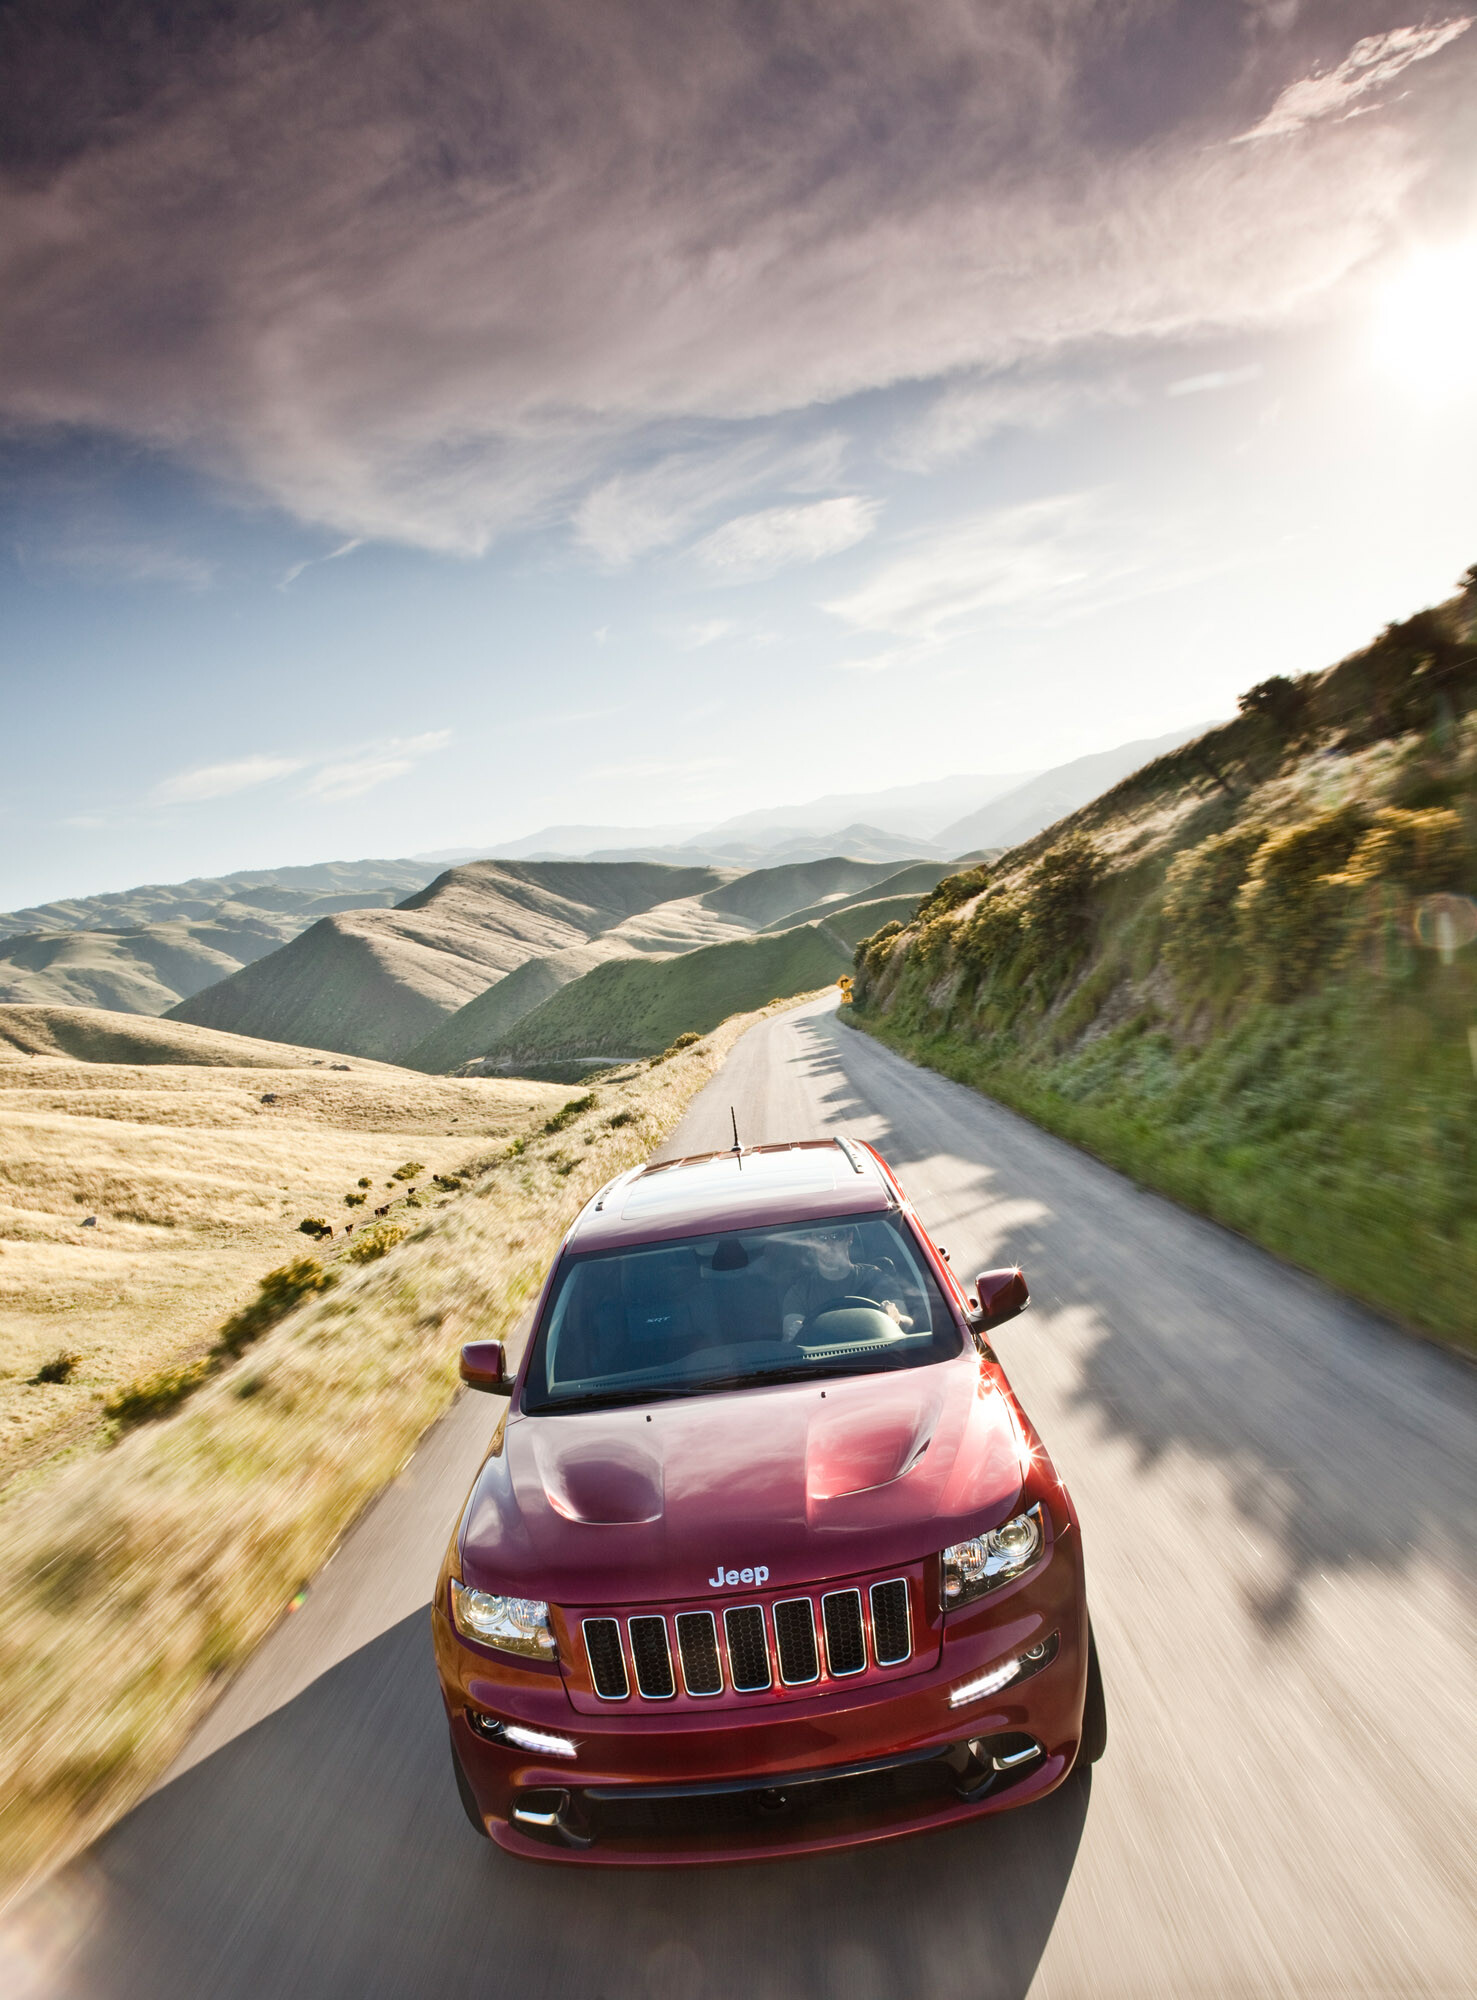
[0,1,1470,548]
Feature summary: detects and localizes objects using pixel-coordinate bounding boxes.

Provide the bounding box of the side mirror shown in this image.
[971,1267,1029,1331]
[460,1339,512,1395]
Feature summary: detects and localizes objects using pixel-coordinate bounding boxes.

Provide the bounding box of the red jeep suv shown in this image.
[432,1137,1104,1863]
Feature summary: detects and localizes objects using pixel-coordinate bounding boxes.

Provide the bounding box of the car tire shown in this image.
[1079,1622,1108,1766]
[449,1727,490,1837]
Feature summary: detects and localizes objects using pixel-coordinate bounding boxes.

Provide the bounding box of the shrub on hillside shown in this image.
[853,920,904,974]
[298,1216,330,1238]
[916,866,989,924]
[1342,807,1468,893]
[1237,675,1311,741]
[1020,834,1105,968]
[345,1221,406,1264]
[544,1093,596,1133]
[217,1256,335,1359]
[106,1359,211,1430]
[955,887,1026,978]
[30,1352,80,1386]
[1236,806,1368,996]
[1162,826,1269,986]
[344,1191,365,1207]
[649,1033,702,1066]
[392,1161,426,1182]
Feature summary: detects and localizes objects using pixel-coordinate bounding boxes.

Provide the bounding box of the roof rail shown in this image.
[833,1135,868,1176]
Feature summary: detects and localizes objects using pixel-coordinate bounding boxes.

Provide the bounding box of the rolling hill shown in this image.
[0,1005,399,1070]
[0,858,443,1016]
[482,923,851,1064]
[168,860,735,1062]
[933,725,1214,854]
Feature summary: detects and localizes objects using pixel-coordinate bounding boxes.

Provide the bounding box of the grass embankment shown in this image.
[852,587,1477,1351]
[0,1018,565,1487]
[489,924,849,1062]
[0,999,802,1903]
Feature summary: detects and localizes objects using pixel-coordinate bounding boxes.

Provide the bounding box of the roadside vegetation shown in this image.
[0,996,817,1902]
[851,576,1477,1350]
[0,1021,566,1490]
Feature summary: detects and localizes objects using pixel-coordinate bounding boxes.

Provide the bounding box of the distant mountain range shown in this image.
[0,722,1218,1028]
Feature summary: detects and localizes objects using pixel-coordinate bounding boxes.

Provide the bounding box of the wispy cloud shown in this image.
[150,733,450,808]
[25,533,215,591]
[694,496,879,582]
[574,435,846,568]
[824,498,1099,642]
[151,755,305,806]
[280,538,365,589]
[887,374,1124,473]
[0,6,1465,550]
[1167,365,1263,397]
[1235,19,1471,143]
[299,731,452,802]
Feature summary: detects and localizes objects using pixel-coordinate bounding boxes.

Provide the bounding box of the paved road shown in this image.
[5,996,1475,1998]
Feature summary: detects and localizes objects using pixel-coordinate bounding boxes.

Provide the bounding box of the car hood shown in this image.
[459,1355,1029,1605]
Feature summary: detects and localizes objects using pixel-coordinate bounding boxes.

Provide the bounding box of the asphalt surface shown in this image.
[5,994,1475,1999]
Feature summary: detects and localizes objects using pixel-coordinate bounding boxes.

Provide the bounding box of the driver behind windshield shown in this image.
[781,1225,914,1340]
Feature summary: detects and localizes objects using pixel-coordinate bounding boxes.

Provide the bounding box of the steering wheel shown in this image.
[810,1294,885,1318]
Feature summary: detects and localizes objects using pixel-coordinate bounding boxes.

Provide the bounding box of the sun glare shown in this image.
[1370,238,1477,401]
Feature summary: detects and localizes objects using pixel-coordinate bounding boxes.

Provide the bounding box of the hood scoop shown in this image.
[532,1431,664,1525]
[805,1390,941,1502]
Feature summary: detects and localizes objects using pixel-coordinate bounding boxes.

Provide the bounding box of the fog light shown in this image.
[948,1629,1060,1709]
[469,1711,577,1759]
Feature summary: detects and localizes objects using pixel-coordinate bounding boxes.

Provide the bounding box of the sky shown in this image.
[2,0,1476,910]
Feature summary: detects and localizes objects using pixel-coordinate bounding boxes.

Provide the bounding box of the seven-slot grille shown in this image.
[581,1579,913,1701]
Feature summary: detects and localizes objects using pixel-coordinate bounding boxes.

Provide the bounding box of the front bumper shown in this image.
[433,1550,1087,1865]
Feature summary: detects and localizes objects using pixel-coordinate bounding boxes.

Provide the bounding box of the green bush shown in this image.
[106,1360,211,1430]
[1237,807,1367,996]
[1162,826,1269,986]
[544,1094,596,1133]
[956,887,1027,978]
[217,1256,335,1359]
[344,1191,366,1207]
[607,1109,636,1128]
[432,1172,464,1191]
[649,1033,702,1066]
[392,1161,425,1181]
[345,1222,406,1264]
[1022,834,1105,967]
[30,1352,80,1387]
[298,1216,329,1237]
[1343,806,1467,892]
[357,1177,372,1188]
[854,920,905,979]
[916,867,989,924]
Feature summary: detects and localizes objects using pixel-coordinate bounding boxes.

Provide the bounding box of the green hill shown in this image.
[763,862,949,932]
[700,857,909,926]
[169,860,731,1063]
[851,576,1477,1349]
[486,924,850,1063]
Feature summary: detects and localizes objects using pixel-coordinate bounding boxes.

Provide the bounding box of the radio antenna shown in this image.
[730,1105,741,1156]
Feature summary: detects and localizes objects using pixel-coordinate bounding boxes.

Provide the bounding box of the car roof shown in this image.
[568,1138,896,1253]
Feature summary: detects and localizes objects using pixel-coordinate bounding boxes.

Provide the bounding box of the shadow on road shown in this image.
[825,1007,1477,1636]
[12,1612,1089,2000]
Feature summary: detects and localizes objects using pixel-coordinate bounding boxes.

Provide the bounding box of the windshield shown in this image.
[522,1212,961,1413]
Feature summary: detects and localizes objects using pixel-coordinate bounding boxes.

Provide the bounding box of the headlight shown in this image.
[941,1503,1046,1607]
[450,1581,557,1660]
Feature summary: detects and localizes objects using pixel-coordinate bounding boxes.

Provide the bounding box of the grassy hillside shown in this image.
[169,859,730,1062]
[0,1039,565,1486]
[488,923,849,1061]
[852,579,1477,1349]
[0,1004,400,1068]
[765,862,949,932]
[700,856,909,925]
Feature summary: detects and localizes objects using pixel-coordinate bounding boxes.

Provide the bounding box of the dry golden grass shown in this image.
[0,1048,568,1486]
[0,998,815,1904]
